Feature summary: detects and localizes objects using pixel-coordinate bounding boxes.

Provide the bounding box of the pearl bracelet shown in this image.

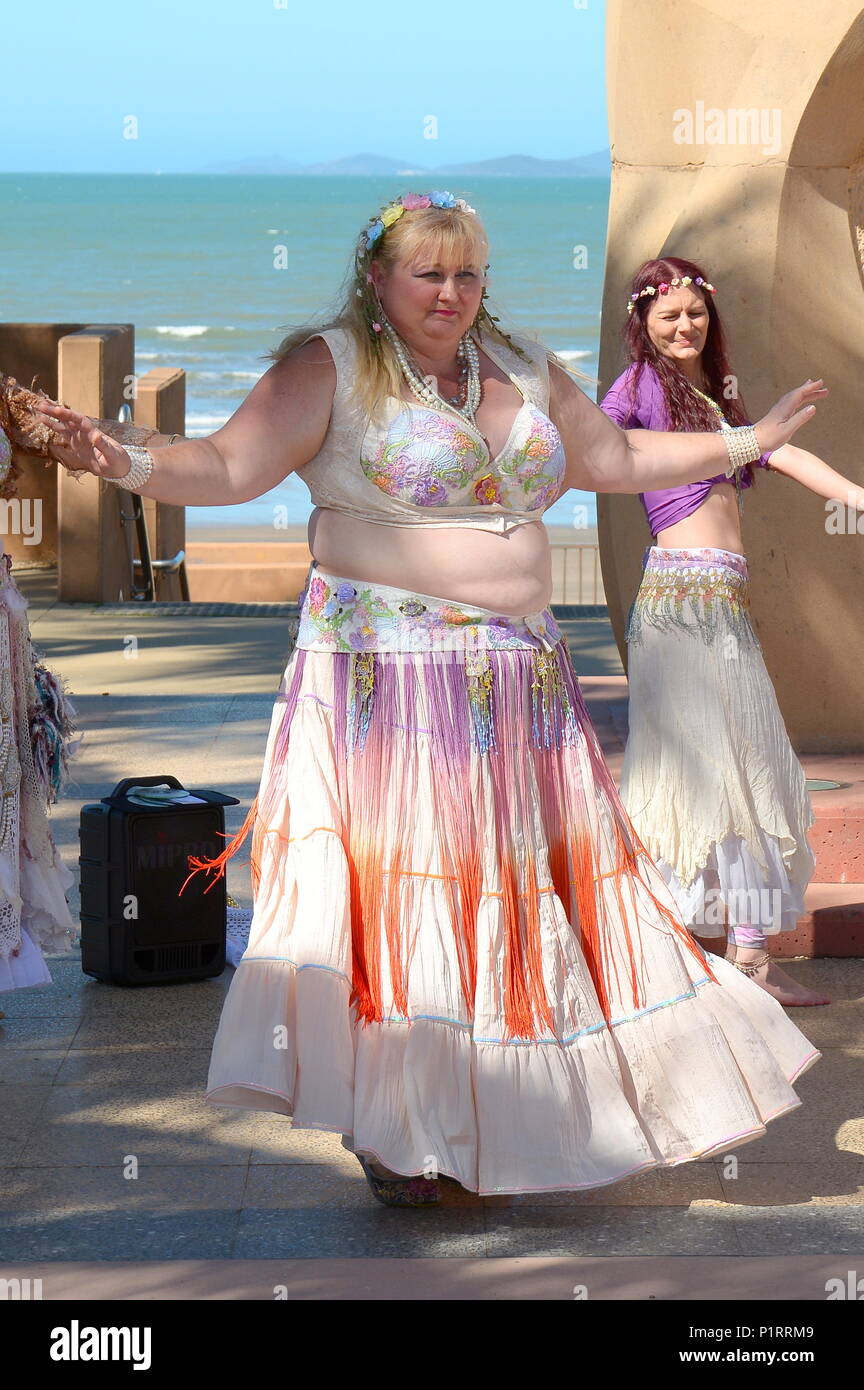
[108,445,154,492]
[720,424,762,478]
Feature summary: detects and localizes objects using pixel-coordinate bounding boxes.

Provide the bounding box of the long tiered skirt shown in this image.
[621,546,816,938]
[195,562,819,1196]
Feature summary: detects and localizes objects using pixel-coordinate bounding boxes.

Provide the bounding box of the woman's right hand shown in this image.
[754,379,828,454]
[33,401,132,479]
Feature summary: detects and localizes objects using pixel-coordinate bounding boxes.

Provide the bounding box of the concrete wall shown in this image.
[600,2,864,752]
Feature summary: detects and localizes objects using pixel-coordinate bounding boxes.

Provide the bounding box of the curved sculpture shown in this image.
[599,2,864,751]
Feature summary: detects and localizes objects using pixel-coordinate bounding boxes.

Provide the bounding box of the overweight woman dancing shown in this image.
[36,193,824,1206]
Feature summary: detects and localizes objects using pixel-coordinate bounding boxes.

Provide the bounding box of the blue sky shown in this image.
[2,0,608,172]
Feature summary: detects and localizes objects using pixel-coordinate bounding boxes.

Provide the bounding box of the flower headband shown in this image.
[627,274,716,314]
[363,190,477,251]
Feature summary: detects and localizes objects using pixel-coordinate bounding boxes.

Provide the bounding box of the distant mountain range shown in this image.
[199,150,610,177]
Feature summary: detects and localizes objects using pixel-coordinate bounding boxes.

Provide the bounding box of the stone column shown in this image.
[600,1,864,751]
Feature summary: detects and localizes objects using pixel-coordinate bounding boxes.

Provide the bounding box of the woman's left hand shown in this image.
[754,379,828,454]
[32,401,135,479]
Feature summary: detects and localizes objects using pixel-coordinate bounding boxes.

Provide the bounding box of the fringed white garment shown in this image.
[192,564,819,1196]
[621,546,815,937]
[0,549,77,992]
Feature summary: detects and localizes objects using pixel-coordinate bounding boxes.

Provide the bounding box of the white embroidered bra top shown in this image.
[295,326,566,534]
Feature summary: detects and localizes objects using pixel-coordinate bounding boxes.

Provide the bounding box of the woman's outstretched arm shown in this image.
[548,363,827,494]
[760,443,864,512]
[31,337,336,507]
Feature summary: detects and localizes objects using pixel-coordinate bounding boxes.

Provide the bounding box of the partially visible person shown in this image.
[0,407,78,1006]
[601,256,862,1006]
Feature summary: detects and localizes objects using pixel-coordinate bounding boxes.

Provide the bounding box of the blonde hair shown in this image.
[264,197,591,418]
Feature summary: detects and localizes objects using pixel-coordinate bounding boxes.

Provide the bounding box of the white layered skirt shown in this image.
[621,546,815,938]
[198,565,819,1196]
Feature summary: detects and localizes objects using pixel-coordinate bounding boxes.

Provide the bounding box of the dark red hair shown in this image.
[622,256,757,483]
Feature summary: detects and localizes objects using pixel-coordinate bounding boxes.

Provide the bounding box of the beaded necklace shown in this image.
[690,383,745,512]
[379,314,482,423]
[690,384,725,420]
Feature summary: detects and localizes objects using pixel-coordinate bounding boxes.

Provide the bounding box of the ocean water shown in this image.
[2,173,609,529]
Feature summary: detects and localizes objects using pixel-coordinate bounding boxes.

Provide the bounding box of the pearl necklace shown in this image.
[379,314,482,422]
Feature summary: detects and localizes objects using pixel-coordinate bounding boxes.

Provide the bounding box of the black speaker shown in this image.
[79,775,240,985]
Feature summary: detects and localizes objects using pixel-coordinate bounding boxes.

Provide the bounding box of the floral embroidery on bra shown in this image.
[360,402,565,512]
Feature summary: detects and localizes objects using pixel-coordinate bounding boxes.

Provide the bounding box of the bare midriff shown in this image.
[654,479,746,555]
[307,507,554,615]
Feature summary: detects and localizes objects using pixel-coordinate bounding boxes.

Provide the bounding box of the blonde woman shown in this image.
[37,192,824,1205]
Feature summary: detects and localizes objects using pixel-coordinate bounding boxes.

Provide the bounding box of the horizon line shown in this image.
[0,150,611,178]
[0,170,614,177]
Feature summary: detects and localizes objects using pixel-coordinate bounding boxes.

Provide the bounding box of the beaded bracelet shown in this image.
[720,424,762,477]
[107,444,154,491]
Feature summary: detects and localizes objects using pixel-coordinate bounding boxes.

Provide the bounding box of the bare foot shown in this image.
[726,947,831,1006]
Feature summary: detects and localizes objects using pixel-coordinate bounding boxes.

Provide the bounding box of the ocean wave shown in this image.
[555,349,594,362]
[155,325,210,338]
[185,414,231,429]
[193,370,260,380]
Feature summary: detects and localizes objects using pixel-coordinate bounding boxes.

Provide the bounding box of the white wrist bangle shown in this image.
[720,424,761,478]
[108,445,154,491]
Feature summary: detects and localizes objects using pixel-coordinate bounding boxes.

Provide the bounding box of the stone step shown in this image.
[184,543,607,605]
[771,883,864,958]
[804,762,864,883]
[187,540,310,567]
[186,550,310,603]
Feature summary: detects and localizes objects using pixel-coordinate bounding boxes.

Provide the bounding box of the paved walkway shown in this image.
[1,568,862,1297]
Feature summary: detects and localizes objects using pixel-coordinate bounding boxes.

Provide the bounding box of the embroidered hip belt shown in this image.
[626,546,759,647]
[290,564,573,754]
[294,563,563,654]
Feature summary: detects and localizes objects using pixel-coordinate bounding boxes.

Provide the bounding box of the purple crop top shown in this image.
[599,363,773,537]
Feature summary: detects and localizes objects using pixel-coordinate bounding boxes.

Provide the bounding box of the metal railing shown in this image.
[116,404,189,601]
[548,542,605,606]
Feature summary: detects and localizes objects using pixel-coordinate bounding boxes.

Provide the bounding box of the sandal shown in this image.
[357,1154,440,1207]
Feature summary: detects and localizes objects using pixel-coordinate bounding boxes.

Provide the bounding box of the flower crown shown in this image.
[363,190,477,250]
[627,274,716,314]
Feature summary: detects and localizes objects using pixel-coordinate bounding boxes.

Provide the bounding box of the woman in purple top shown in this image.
[601,256,863,1007]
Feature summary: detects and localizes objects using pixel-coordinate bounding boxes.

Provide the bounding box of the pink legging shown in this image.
[729,924,768,949]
